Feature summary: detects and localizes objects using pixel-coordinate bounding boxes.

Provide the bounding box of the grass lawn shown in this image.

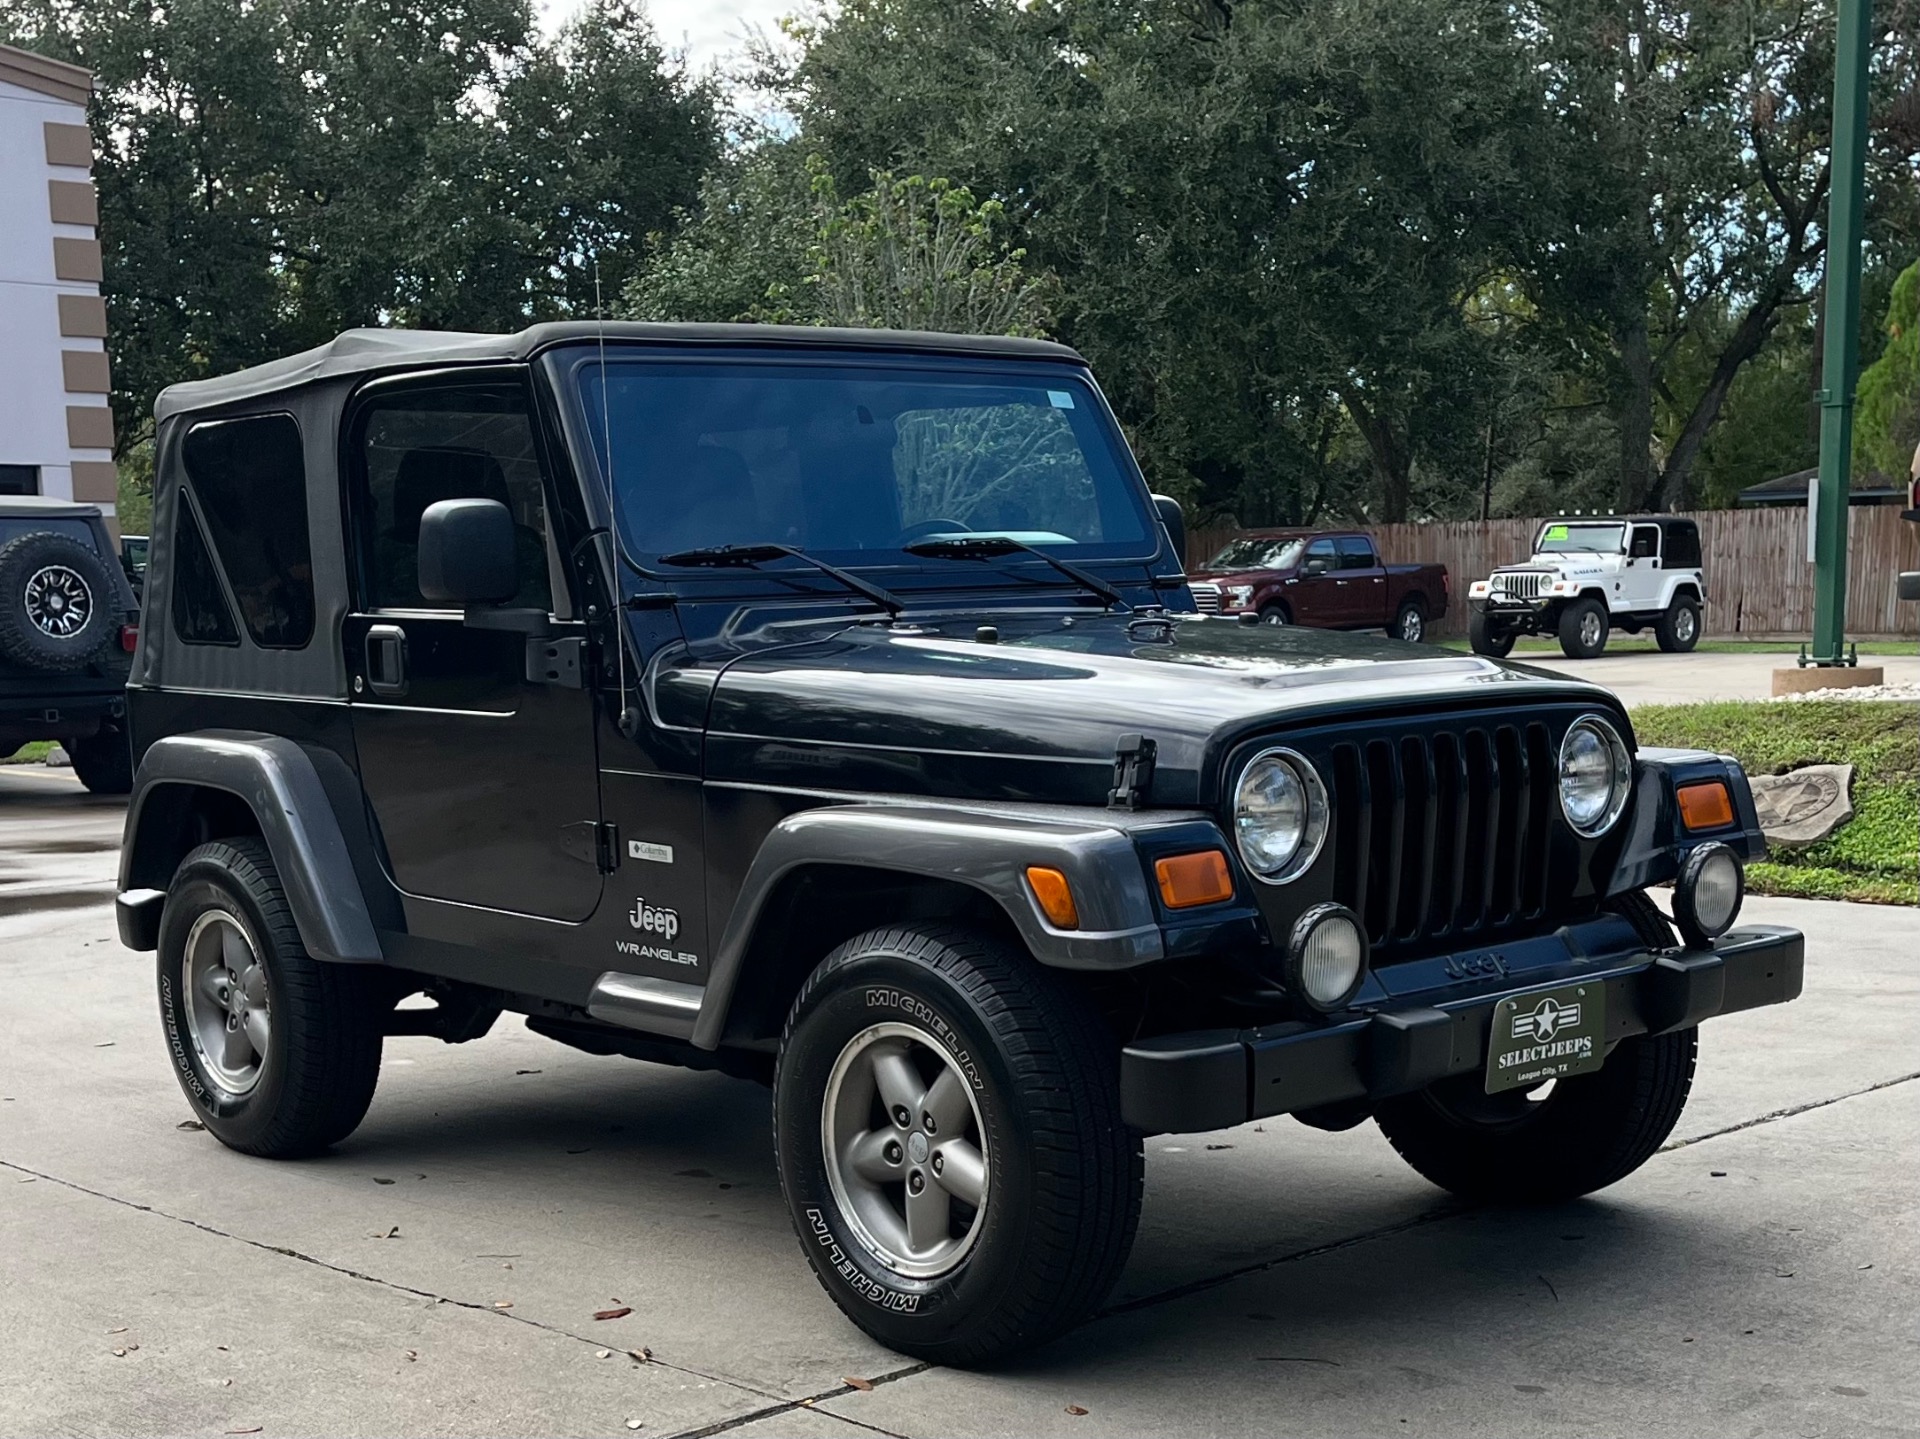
[1438,636,1916,657]
[1632,700,1919,905]
[0,741,56,766]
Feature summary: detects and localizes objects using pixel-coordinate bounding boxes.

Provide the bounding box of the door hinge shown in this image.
[560,820,621,873]
[1108,732,1157,810]
[526,635,584,688]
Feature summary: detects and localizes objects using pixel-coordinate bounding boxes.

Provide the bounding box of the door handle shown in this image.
[365,624,408,697]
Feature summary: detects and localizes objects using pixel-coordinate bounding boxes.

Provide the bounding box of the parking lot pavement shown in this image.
[2,789,1915,1437]
[0,765,121,914]
[1519,649,1920,708]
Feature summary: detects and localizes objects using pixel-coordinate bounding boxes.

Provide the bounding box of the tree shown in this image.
[1855,259,1920,481]
[1,0,717,452]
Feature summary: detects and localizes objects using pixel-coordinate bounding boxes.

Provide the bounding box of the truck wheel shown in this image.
[774,923,1142,1365]
[0,531,118,672]
[65,725,132,794]
[1390,600,1426,643]
[1655,595,1701,653]
[1557,598,1609,659]
[1257,602,1290,626]
[1468,610,1514,658]
[1374,1027,1695,1203]
[157,838,384,1157]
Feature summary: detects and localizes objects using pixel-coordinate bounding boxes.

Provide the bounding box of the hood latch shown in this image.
[1109,733,1158,810]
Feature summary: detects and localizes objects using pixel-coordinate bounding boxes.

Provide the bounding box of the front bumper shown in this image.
[1120,924,1803,1134]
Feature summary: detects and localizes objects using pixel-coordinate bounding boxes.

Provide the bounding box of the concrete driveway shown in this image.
[1518,649,1920,708]
[3,772,1917,1437]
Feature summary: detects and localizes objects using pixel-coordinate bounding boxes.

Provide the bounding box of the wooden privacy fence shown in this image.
[1185,507,1920,637]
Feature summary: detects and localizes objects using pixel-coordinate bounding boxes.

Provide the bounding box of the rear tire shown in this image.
[1655,594,1702,653]
[157,838,384,1157]
[1391,600,1426,643]
[1468,610,1515,658]
[66,726,132,794]
[774,923,1142,1365]
[1557,597,1609,658]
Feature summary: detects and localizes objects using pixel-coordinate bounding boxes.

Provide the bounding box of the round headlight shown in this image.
[1674,842,1743,946]
[1287,904,1368,1011]
[1234,747,1329,884]
[1558,716,1632,837]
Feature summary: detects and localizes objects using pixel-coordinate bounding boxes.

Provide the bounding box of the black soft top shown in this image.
[153,322,1087,423]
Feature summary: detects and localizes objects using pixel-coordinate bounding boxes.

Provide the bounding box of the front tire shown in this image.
[1655,594,1702,652]
[1557,597,1610,658]
[157,838,384,1157]
[1258,602,1291,626]
[1468,610,1515,658]
[773,923,1142,1365]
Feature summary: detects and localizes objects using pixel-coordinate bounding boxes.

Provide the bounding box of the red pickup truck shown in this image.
[1186,529,1450,642]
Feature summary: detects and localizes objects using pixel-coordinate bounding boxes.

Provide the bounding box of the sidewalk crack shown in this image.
[1662,1068,1920,1151]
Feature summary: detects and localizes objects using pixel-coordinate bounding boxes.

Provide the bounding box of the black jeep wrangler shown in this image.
[117,324,1803,1364]
[0,496,140,792]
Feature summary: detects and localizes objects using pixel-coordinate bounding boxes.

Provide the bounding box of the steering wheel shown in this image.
[896,519,971,543]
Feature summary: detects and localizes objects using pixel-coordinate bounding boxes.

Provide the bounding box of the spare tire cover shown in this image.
[0,531,119,672]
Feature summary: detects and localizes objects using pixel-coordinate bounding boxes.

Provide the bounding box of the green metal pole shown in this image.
[1810,0,1873,666]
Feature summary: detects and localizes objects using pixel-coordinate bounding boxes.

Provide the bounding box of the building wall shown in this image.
[0,55,115,533]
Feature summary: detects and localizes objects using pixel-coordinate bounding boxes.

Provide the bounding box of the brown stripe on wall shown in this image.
[52,237,103,283]
[70,461,118,504]
[42,121,92,169]
[56,293,107,337]
[66,405,114,451]
[48,179,98,227]
[61,350,111,394]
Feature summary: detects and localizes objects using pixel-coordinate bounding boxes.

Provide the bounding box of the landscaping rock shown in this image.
[42,746,70,768]
[1749,764,1854,847]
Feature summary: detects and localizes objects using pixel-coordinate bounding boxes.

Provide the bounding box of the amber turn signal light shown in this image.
[1155,850,1235,909]
[1025,866,1080,929]
[1677,781,1734,831]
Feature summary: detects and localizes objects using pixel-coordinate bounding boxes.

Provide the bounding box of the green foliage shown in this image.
[1633,700,1920,905]
[115,440,154,536]
[1855,260,1920,483]
[1,0,718,453]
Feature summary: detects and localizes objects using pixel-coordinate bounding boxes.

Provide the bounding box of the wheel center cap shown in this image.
[907,1132,930,1165]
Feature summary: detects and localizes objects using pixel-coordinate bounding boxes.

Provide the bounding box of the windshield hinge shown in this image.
[561,820,621,873]
[1108,733,1157,811]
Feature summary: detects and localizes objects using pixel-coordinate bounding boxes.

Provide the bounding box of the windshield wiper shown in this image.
[657,543,905,618]
[903,536,1132,612]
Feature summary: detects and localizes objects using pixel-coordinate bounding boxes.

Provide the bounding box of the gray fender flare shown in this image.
[118,731,384,965]
[689,803,1167,1050]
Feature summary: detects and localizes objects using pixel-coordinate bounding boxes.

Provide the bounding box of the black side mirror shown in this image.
[418,498,517,605]
[1152,494,1186,569]
[1303,555,1332,576]
[1899,571,1920,603]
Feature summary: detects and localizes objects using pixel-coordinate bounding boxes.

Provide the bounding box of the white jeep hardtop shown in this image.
[1468,516,1705,659]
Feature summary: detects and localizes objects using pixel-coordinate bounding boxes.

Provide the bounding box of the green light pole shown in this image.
[1808,0,1873,666]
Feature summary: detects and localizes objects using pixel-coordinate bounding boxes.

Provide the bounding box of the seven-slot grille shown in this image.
[1187,581,1222,613]
[1320,716,1564,955]
[1492,571,1549,599]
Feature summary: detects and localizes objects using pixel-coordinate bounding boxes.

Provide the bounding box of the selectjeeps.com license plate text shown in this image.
[1485,982,1606,1094]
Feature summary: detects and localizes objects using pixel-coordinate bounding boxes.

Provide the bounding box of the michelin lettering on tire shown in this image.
[805,1208,923,1312]
[862,987,984,1091]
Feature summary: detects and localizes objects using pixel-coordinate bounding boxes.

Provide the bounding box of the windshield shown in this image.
[575,360,1154,565]
[1204,537,1306,571]
[1535,521,1625,554]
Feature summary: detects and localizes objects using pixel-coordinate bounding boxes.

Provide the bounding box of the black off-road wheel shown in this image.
[1391,599,1427,643]
[65,726,132,794]
[774,923,1143,1366]
[1374,892,1693,1204]
[157,838,384,1157]
[1468,610,1515,658]
[1655,594,1702,653]
[0,531,118,672]
[1557,597,1610,659]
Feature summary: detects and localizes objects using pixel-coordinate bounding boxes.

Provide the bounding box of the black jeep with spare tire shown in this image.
[117,324,1803,1365]
[0,496,140,792]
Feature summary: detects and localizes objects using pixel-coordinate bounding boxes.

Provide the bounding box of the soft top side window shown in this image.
[351,382,554,612]
[181,413,315,648]
[1629,526,1660,559]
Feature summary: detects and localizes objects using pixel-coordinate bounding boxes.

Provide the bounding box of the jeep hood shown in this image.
[659,611,1625,806]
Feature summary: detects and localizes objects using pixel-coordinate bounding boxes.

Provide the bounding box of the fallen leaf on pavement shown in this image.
[627,1348,651,1364]
[225,1428,262,1435]
[108,1327,127,1335]
[221,1379,233,1387]
[177,1120,205,1131]
[594,1307,632,1321]
[843,1377,874,1392]
[596,1350,612,1360]
[373,1178,395,1186]
[1065,1405,1089,1416]
[493,1300,513,1310]
[1205,1144,1233,1150]
[111,1349,126,1358]
[625,1421,643,1431]
[515,1069,542,1076]
[403,1351,418,1363]
[371,1226,400,1239]
[94,1041,115,1048]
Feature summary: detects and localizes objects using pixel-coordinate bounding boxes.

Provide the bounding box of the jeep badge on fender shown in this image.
[116,321,1804,1367]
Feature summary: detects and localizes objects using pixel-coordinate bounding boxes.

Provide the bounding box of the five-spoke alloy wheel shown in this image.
[181,909,272,1096]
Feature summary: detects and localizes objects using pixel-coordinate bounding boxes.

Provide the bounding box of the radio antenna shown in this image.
[594,257,641,738]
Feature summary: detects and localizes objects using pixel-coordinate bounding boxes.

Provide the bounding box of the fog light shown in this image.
[1286,904,1368,1011]
[1673,842,1743,947]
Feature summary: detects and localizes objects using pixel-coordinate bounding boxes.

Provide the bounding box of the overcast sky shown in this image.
[539,0,796,74]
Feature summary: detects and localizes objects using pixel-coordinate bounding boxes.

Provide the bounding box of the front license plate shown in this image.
[1485,982,1606,1094]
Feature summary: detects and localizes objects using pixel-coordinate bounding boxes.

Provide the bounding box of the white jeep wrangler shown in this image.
[1467,517,1705,659]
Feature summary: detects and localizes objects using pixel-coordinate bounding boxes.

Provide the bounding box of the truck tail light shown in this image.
[120,622,139,653]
